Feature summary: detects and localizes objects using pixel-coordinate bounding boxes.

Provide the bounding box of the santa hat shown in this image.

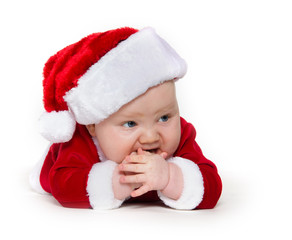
[39,27,187,143]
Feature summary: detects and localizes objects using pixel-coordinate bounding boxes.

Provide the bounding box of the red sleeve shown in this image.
[39,124,99,208]
[174,117,222,209]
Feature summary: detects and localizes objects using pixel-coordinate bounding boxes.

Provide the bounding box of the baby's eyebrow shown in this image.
[119,111,144,119]
[154,103,177,115]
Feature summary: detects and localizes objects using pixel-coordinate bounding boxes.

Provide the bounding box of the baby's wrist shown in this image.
[160,162,183,200]
[112,166,132,200]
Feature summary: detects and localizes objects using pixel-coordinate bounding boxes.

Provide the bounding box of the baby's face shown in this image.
[87,81,181,163]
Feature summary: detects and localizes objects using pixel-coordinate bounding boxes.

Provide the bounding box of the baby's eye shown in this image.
[123,121,137,128]
[159,115,169,122]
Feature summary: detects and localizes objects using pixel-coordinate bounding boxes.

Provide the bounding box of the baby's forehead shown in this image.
[115,82,178,118]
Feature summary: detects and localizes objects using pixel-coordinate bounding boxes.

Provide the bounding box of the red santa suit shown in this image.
[30,117,222,210]
[31,27,222,210]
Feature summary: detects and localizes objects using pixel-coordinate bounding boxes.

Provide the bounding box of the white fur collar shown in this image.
[91,137,107,162]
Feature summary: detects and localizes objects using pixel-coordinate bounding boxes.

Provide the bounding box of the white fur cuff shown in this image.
[87,161,123,209]
[157,157,204,210]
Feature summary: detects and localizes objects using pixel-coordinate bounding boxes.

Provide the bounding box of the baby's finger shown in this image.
[160,152,168,159]
[137,147,144,155]
[120,174,146,184]
[121,155,136,164]
[131,184,151,197]
[121,155,131,164]
[119,163,145,173]
[126,155,147,163]
[137,148,152,156]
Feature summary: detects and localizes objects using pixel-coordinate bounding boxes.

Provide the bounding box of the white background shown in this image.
[1,0,291,239]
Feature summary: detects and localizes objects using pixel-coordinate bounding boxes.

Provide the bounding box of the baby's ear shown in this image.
[86,124,96,137]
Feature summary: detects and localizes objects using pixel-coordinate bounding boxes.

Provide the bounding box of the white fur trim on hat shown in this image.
[38,111,76,143]
[157,157,204,210]
[64,27,187,125]
[87,160,124,209]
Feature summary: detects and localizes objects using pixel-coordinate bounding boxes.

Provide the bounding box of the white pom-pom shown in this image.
[38,111,76,143]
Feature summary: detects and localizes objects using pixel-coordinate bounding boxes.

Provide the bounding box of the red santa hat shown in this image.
[39,27,187,143]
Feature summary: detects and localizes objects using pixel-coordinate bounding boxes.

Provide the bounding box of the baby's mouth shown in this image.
[143,148,160,154]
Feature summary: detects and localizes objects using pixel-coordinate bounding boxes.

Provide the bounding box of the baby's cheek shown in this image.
[166,136,180,157]
[107,154,123,163]
[108,150,129,164]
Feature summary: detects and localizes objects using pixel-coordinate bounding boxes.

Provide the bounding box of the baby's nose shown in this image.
[139,128,159,145]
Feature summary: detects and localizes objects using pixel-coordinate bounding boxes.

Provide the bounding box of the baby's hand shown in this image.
[118,148,169,197]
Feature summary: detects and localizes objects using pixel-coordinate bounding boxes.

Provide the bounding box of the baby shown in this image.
[87,81,184,201]
[30,27,222,210]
